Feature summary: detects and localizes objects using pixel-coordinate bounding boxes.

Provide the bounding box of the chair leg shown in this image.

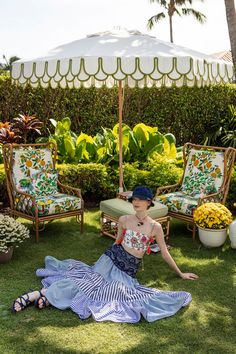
[187,222,197,241]
[76,212,84,233]
[80,212,84,234]
[192,223,196,241]
[35,221,39,243]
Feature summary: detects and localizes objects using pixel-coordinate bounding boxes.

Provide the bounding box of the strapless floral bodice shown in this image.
[122,229,153,252]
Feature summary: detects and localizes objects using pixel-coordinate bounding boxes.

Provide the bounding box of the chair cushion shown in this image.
[181,149,224,198]
[100,198,168,219]
[30,169,58,196]
[157,192,199,216]
[12,147,54,193]
[16,193,82,217]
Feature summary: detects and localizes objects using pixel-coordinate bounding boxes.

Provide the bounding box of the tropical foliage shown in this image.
[0,114,43,145]
[39,117,177,165]
[0,55,20,71]
[1,78,235,146]
[12,114,43,144]
[0,122,19,144]
[204,104,236,148]
[147,0,206,42]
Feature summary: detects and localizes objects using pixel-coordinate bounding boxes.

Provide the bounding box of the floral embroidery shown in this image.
[123,229,152,252]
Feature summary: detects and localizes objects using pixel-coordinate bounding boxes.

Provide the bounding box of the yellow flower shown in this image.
[193,202,232,229]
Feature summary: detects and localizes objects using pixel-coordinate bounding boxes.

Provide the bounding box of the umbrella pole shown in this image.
[118,80,123,193]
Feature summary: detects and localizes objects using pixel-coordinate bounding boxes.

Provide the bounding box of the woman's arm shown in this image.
[115,215,126,244]
[154,223,199,280]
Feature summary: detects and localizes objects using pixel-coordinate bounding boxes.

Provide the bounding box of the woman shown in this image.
[12,186,198,323]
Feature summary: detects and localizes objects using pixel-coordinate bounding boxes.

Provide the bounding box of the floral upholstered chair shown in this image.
[3,142,84,242]
[156,143,235,240]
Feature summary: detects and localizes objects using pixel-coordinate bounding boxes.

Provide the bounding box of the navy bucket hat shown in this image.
[128,186,154,207]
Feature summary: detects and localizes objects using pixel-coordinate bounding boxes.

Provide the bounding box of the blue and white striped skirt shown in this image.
[36,244,192,323]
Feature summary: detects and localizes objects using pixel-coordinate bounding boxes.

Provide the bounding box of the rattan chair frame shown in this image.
[3,142,84,242]
[156,143,236,240]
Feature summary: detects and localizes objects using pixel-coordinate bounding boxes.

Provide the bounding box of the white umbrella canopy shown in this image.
[11,27,234,191]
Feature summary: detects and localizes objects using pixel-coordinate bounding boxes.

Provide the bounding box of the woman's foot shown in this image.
[35,290,50,309]
[12,290,40,313]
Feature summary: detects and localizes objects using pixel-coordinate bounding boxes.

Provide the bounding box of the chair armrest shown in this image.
[156,183,181,196]
[13,188,39,216]
[57,181,82,199]
[13,188,36,202]
[198,191,223,205]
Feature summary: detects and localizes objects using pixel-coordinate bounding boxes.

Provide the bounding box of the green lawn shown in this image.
[0,209,235,354]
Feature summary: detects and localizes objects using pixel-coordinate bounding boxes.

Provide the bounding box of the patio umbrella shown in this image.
[11,27,234,192]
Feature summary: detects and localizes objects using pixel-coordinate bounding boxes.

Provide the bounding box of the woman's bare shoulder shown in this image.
[151,220,163,233]
[118,215,132,223]
[119,215,132,220]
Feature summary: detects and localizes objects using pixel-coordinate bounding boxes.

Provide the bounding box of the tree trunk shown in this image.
[168,0,175,43]
[169,15,174,43]
[224,0,236,68]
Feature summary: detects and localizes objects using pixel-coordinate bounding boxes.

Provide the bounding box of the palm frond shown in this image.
[174,7,182,16]
[175,0,192,5]
[149,0,168,7]
[147,13,166,30]
[181,8,207,23]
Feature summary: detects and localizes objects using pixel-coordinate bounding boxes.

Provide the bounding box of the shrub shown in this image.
[227,166,236,211]
[144,156,183,191]
[122,158,182,193]
[58,163,117,203]
[1,77,236,146]
[0,161,235,209]
[123,163,150,190]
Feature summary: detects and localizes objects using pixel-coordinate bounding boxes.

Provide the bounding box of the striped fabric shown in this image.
[36,249,192,323]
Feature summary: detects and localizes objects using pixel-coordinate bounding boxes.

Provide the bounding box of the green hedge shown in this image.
[1,162,235,211]
[1,77,236,145]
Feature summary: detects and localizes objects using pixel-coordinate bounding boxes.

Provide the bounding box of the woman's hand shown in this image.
[180,272,199,280]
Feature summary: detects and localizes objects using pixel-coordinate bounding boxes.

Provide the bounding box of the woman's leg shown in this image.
[12,289,42,312]
[35,288,50,309]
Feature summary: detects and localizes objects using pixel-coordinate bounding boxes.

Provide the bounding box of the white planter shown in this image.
[198,226,228,248]
[229,220,236,249]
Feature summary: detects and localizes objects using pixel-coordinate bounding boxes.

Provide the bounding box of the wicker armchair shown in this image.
[156,143,236,240]
[3,142,84,242]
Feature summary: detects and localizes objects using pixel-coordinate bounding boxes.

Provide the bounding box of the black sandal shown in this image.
[35,290,50,309]
[12,289,34,313]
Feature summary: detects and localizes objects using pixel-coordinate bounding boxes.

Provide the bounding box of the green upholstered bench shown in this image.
[100,197,170,240]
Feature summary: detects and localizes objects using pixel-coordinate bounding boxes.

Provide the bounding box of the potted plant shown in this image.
[193,202,233,247]
[0,214,30,263]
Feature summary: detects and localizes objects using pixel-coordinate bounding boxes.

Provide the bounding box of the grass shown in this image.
[0,208,235,354]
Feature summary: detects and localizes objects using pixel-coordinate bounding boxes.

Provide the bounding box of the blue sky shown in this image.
[0,0,233,61]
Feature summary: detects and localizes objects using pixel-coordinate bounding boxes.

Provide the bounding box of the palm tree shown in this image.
[2,55,20,71]
[147,0,207,43]
[224,0,236,67]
